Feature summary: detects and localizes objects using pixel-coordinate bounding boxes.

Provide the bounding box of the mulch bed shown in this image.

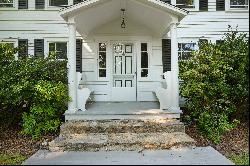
[185,122,249,158]
[0,125,58,158]
[0,121,248,159]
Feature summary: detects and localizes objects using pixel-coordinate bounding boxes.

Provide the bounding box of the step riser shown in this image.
[50,142,196,152]
[61,125,185,135]
[65,114,180,121]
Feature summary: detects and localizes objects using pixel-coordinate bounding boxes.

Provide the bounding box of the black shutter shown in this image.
[18,39,28,58]
[216,0,225,11]
[199,0,208,11]
[160,0,171,4]
[73,0,83,5]
[35,0,45,9]
[76,39,82,72]
[34,39,44,58]
[162,39,171,73]
[18,0,28,9]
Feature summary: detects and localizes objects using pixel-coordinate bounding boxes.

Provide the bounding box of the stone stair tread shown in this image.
[60,119,185,134]
[51,132,195,146]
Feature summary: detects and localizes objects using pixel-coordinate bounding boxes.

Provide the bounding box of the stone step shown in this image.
[49,132,196,152]
[60,120,185,135]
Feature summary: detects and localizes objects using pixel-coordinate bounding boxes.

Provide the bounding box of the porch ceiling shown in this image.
[60,0,188,37]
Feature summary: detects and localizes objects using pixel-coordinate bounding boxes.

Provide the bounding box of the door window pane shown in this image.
[98,43,107,78]
[141,43,149,78]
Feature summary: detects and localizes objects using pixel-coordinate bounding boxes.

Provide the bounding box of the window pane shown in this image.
[99,52,106,68]
[99,69,106,78]
[99,43,106,52]
[141,43,147,52]
[50,0,68,6]
[141,69,148,78]
[49,43,55,52]
[182,43,196,51]
[57,43,67,59]
[141,52,148,68]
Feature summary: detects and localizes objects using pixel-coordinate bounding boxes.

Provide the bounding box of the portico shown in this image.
[59,0,188,117]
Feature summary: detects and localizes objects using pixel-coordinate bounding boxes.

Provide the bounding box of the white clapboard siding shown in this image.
[0,0,249,102]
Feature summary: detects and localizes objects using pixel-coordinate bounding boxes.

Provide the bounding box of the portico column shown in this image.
[170,23,180,112]
[67,17,77,113]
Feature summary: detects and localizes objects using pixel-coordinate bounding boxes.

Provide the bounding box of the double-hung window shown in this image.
[49,0,68,6]
[176,0,195,8]
[49,42,67,59]
[0,0,14,8]
[230,0,249,9]
[178,43,197,60]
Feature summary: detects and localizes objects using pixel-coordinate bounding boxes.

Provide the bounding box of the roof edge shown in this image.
[59,0,188,19]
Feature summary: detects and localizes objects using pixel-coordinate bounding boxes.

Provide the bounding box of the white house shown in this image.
[0,0,249,120]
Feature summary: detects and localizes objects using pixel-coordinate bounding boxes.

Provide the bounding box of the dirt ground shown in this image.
[185,122,249,158]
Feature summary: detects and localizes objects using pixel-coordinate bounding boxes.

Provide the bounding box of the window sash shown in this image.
[49,42,67,59]
[49,0,68,6]
[98,43,107,78]
[178,43,196,60]
[0,0,14,7]
[230,0,248,8]
[176,0,195,8]
[141,43,149,78]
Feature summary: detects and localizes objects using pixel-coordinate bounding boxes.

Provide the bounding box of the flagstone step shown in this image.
[60,120,185,135]
[49,132,196,152]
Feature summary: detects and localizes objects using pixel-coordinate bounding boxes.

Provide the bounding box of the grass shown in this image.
[230,153,249,165]
[0,153,27,165]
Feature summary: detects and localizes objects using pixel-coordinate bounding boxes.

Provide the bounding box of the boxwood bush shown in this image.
[179,28,249,143]
[0,43,68,139]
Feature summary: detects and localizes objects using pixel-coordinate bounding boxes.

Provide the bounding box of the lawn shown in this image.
[230,153,249,165]
[0,153,27,165]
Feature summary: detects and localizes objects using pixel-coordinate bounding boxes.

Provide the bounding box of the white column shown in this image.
[170,23,181,112]
[67,17,77,114]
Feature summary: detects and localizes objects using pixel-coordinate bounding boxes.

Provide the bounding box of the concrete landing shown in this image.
[23,147,234,165]
[65,102,181,121]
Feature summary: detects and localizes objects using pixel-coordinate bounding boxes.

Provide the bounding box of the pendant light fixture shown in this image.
[121,8,126,29]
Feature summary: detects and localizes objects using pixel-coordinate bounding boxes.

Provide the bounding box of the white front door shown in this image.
[111,42,137,101]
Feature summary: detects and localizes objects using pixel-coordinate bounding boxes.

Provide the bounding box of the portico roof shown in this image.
[59,0,188,37]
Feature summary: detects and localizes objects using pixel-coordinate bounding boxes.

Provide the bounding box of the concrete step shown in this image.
[65,113,181,121]
[49,132,196,152]
[60,120,185,135]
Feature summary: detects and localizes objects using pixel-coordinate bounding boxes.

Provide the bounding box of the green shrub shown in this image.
[179,27,249,143]
[0,43,68,138]
[22,81,68,139]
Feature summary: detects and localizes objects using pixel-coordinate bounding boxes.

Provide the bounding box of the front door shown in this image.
[111,42,137,101]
